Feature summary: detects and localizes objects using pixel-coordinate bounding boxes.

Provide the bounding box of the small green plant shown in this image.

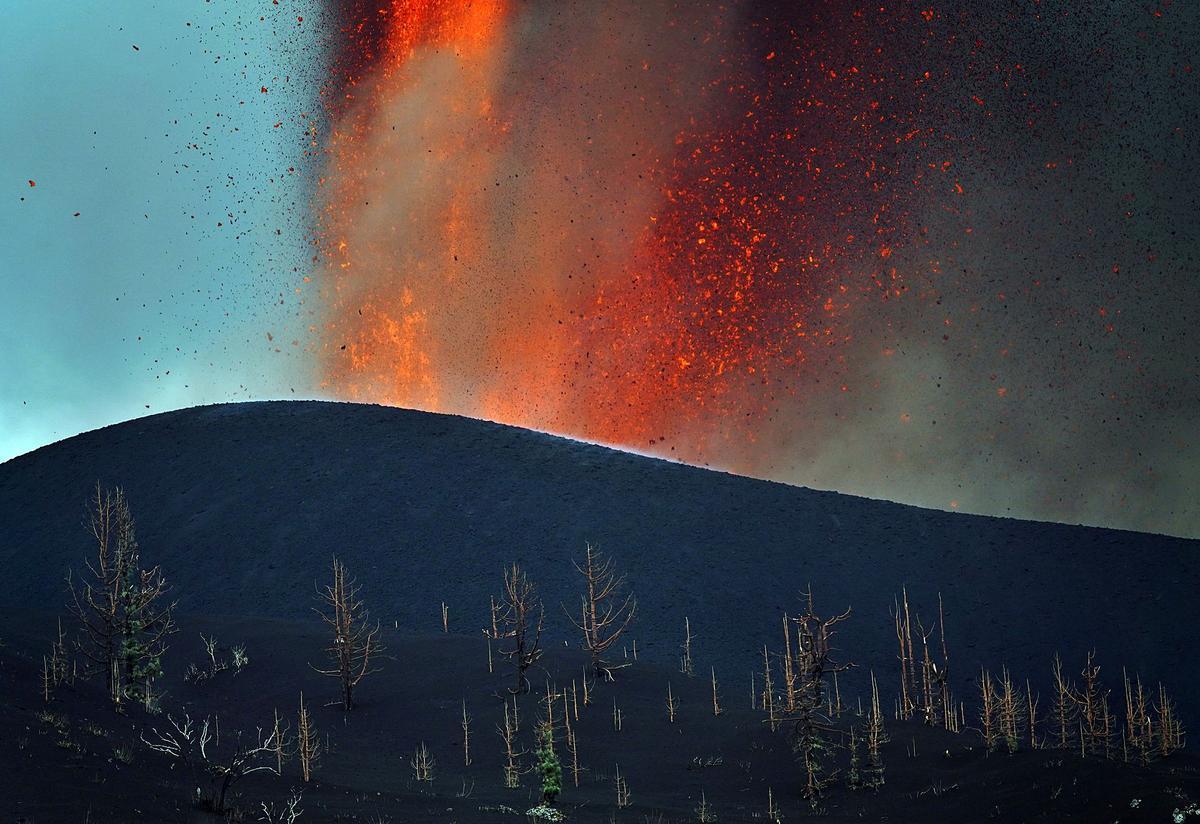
[536,722,562,806]
[113,743,134,765]
[847,727,862,789]
[1173,802,1199,823]
[694,791,717,823]
[186,635,251,684]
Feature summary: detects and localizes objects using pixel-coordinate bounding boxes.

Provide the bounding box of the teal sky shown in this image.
[0,1,323,461]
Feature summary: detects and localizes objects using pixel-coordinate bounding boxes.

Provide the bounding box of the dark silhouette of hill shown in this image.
[1,400,1195,710]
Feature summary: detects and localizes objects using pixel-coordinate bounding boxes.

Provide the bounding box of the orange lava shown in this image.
[315,2,911,466]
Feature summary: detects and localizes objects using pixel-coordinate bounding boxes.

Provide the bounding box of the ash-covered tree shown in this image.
[67,482,176,706]
[565,543,637,681]
[781,587,853,804]
[312,557,382,711]
[495,563,543,694]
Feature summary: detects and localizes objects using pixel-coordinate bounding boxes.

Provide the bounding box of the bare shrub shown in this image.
[141,713,282,815]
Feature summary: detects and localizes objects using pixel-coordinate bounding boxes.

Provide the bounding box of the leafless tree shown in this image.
[1154,683,1186,757]
[780,587,853,804]
[297,692,320,782]
[495,563,543,694]
[259,791,303,824]
[68,482,175,706]
[1074,651,1111,757]
[864,670,888,788]
[410,742,435,782]
[761,645,777,731]
[997,667,1024,753]
[893,589,918,721]
[312,557,382,711]
[893,590,952,727]
[498,701,525,788]
[680,616,696,677]
[141,713,282,815]
[564,544,637,681]
[614,764,631,808]
[1050,652,1076,750]
[979,668,999,753]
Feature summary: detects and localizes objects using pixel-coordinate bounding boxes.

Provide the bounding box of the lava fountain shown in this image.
[316,1,935,471]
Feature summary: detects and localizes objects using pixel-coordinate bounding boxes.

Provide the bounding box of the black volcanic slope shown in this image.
[1,400,1196,707]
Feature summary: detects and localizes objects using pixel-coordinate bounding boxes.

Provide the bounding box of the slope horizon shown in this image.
[2,398,1192,540]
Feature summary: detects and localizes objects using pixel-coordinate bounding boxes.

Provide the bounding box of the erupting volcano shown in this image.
[315,1,945,468]
[4,4,1199,819]
[308,0,1199,537]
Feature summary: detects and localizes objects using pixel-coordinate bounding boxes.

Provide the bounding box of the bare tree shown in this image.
[141,713,282,815]
[461,698,473,766]
[260,791,304,824]
[893,590,952,727]
[297,692,320,782]
[498,700,525,788]
[614,764,631,808]
[1154,682,1186,757]
[410,742,435,782]
[997,667,1024,753]
[564,544,637,681]
[495,563,543,694]
[979,668,999,753]
[312,557,382,711]
[1074,651,1111,757]
[864,671,888,788]
[781,587,853,804]
[1050,652,1076,750]
[680,617,695,677]
[68,482,175,706]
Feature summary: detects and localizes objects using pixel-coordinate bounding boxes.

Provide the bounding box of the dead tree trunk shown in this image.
[496,563,544,694]
[312,557,382,711]
[780,587,853,804]
[565,543,637,681]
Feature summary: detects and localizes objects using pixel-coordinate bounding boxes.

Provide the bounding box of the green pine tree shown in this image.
[537,722,562,806]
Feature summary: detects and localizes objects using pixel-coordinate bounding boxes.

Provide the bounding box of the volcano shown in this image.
[1,400,1194,706]
[1,400,1197,822]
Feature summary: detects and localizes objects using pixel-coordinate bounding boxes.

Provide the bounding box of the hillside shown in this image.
[0,400,1196,712]
[3,613,1196,823]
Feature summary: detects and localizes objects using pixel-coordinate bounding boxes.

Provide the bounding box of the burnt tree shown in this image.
[313,557,382,711]
[68,482,175,706]
[782,587,853,804]
[141,713,282,815]
[496,563,543,694]
[565,543,637,681]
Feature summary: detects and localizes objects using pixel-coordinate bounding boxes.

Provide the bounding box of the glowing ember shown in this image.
[313,2,948,469]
